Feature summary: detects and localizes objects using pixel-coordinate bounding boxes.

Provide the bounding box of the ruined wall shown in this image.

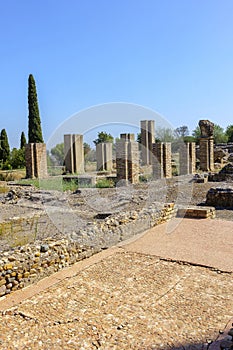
[0,203,176,297]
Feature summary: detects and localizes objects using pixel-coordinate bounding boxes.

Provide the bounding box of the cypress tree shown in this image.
[28,74,44,143]
[20,131,26,149]
[0,129,10,162]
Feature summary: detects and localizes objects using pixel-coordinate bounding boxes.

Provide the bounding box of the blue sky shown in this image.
[1,0,233,148]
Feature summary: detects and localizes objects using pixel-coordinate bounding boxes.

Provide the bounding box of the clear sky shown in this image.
[1,0,233,148]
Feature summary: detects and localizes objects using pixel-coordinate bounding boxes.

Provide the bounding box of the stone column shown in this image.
[25,143,47,178]
[199,119,214,172]
[96,143,105,171]
[189,142,196,174]
[209,137,214,171]
[140,120,155,165]
[128,141,139,184]
[64,134,84,174]
[116,140,128,183]
[96,142,113,171]
[104,142,113,171]
[64,134,74,173]
[73,134,84,173]
[163,143,172,178]
[116,136,139,184]
[152,143,164,179]
[199,138,209,171]
[179,143,190,175]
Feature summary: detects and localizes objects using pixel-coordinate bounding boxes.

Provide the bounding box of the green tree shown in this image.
[28,74,44,143]
[93,131,114,146]
[226,125,233,142]
[50,143,64,165]
[214,124,227,144]
[10,148,26,169]
[156,127,176,142]
[84,142,91,156]
[0,129,10,163]
[175,125,189,139]
[20,131,26,149]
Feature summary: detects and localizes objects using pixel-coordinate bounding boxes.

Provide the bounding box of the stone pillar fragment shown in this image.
[116,136,139,184]
[96,142,112,171]
[179,142,196,175]
[189,142,196,174]
[140,120,155,165]
[25,143,47,178]
[152,142,172,179]
[179,143,190,175]
[163,143,172,178]
[152,143,164,179]
[199,120,214,172]
[64,134,84,174]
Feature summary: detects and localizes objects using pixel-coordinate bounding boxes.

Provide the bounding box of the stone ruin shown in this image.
[96,142,112,172]
[25,143,48,178]
[199,119,214,171]
[140,120,155,165]
[116,133,139,184]
[206,186,233,208]
[64,134,84,174]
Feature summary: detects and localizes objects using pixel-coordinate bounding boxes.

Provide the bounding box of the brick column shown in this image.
[163,143,172,178]
[25,143,47,178]
[189,142,196,174]
[116,137,139,184]
[199,138,209,171]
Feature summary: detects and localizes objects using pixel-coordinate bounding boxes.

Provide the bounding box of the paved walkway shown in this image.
[120,218,233,272]
[0,218,232,349]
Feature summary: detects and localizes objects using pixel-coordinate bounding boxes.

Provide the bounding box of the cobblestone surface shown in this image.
[0,251,232,350]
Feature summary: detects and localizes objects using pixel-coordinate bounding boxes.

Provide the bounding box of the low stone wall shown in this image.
[176,206,216,219]
[0,203,177,297]
[206,187,233,208]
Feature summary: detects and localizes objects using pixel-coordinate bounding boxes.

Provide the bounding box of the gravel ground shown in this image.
[0,251,232,350]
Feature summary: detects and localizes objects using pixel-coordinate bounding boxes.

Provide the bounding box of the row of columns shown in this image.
[25,120,213,180]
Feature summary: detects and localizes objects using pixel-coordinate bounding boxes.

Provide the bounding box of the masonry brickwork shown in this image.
[199,138,214,171]
[179,142,196,175]
[152,142,172,179]
[25,143,47,178]
[116,134,139,184]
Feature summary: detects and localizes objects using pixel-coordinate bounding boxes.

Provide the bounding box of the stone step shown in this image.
[176,206,216,219]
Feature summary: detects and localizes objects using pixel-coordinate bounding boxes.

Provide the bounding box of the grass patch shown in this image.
[96,178,114,188]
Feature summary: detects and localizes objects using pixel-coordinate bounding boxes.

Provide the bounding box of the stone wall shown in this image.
[64,134,84,174]
[206,187,233,208]
[25,143,47,178]
[0,202,177,297]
